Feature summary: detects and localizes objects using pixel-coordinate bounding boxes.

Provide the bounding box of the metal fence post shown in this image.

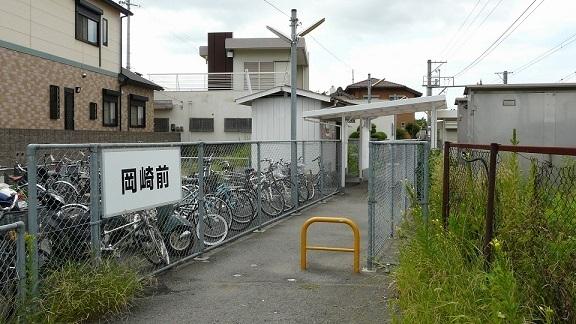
[291,140,299,210]
[196,143,205,252]
[367,143,376,270]
[25,144,39,295]
[483,143,499,265]
[403,145,407,212]
[16,221,26,302]
[90,144,102,262]
[422,142,430,227]
[319,141,325,200]
[390,144,396,238]
[256,142,263,227]
[441,141,451,231]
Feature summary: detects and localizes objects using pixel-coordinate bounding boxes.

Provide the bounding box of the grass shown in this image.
[392,146,575,323]
[15,260,143,323]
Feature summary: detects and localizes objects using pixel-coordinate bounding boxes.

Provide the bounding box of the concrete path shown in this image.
[114,184,393,324]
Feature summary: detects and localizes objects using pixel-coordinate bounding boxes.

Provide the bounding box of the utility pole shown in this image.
[289,9,298,209]
[424,59,448,149]
[119,0,140,70]
[495,71,512,84]
[426,60,432,96]
[267,11,324,206]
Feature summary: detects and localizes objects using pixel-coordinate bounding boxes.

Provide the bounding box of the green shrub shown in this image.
[37,261,142,323]
[395,128,408,139]
[393,146,576,323]
[372,131,387,141]
[349,131,359,139]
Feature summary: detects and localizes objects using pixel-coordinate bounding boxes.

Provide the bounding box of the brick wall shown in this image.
[0,128,180,167]
[0,46,155,131]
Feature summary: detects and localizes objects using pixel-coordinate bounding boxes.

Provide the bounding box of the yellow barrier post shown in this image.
[300,217,360,273]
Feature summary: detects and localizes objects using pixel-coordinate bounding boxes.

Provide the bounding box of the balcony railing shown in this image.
[147,72,290,92]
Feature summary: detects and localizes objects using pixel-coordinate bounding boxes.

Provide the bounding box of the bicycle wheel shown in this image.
[225,190,255,232]
[204,195,232,226]
[196,213,228,246]
[140,225,170,266]
[261,184,284,217]
[51,180,79,203]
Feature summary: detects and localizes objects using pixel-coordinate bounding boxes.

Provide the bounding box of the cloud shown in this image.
[124,0,576,106]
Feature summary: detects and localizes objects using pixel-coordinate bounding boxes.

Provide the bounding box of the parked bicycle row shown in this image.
[0,153,338,276]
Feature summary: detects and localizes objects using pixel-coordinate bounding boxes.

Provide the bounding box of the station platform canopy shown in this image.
[302,95,448,186]
[302,95,447,121]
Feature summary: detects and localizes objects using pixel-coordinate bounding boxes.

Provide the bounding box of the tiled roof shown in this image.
[345,78,422,97]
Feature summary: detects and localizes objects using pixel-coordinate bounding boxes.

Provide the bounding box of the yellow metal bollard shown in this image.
[300,217,360,273]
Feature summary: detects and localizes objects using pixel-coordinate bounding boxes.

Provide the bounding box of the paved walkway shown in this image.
[114,184,393,324]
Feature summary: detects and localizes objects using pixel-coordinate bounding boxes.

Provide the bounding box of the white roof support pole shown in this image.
[431,107,438,149]
[359,118,370,179]
[341,115,347,188]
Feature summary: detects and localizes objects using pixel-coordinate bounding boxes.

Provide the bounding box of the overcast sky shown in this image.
[124,0,576,108]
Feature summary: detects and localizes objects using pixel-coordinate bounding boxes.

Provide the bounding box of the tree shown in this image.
[372,131,387,141]
[396,128,409,139]
[416,117,427,130]
[405,122,421,139]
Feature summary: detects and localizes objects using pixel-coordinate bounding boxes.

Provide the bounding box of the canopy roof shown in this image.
[302,95,447,120]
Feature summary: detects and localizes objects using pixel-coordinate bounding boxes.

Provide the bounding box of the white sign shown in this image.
[101,147,182,217]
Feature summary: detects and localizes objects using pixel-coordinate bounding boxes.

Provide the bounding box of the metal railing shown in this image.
[367,141,430,270]
[21,140,341,298]
[147,71,290,92]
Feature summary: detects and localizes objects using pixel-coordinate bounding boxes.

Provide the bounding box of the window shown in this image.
[129,94,148,128]
[102,18,108,46]
[189,118,214,132]
[503,99,516,106]
[389,94,404,101]
[154,118,170,132]
[102,89,119,127]
[49,85,60,119]
[75,0,102,46]
[89,102,97,120]
[244,62,274,90]
[224,118,252,133]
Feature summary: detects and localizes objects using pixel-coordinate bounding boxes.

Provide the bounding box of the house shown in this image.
[0,0,163,133]
[459,83,576,146]
[340,78,422,138]
[151,32,310,141]
[436,108,458,146]
[235,85,341,169]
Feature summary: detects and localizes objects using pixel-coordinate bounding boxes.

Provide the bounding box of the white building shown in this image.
[436,108,458,146]
[459,83,576,146]
[150,32,310,142]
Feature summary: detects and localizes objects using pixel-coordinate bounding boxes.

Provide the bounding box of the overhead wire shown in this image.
[558,71,576,82]
[261,0,354,73]
[513,32,576,75]
[438,0,483,58]
[453,0,545,78]
[446,0,505,59]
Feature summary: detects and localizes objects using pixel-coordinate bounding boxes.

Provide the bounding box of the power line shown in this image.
[263,0,290,18]
[445,0,492,58]
[446,0,505,59]
[453,0,545,78]
[261,0,354,72]
[439,0,482,58]
[513,32,576,75]
[558,71,576,82]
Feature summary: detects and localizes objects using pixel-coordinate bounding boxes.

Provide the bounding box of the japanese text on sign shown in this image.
[121,165,170,194]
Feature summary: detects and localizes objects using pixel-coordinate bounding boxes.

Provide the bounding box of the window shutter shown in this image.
[49,85,60,119]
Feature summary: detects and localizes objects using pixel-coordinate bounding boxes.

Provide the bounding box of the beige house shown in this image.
[0,0,162,132]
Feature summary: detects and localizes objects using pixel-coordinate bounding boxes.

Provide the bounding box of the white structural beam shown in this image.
[341,115,347,187]
[302,95,447,120]
[359,118,370,179]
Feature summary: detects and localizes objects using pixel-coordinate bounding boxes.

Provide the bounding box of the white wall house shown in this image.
[150,33,310,142]
[460,83,576,146]
[235,86,338,169]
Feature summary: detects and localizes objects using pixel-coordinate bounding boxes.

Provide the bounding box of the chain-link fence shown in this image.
[0,221,25,322]
[19,140,341,296]
[443,142,576,322]
[367,141,429,270]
